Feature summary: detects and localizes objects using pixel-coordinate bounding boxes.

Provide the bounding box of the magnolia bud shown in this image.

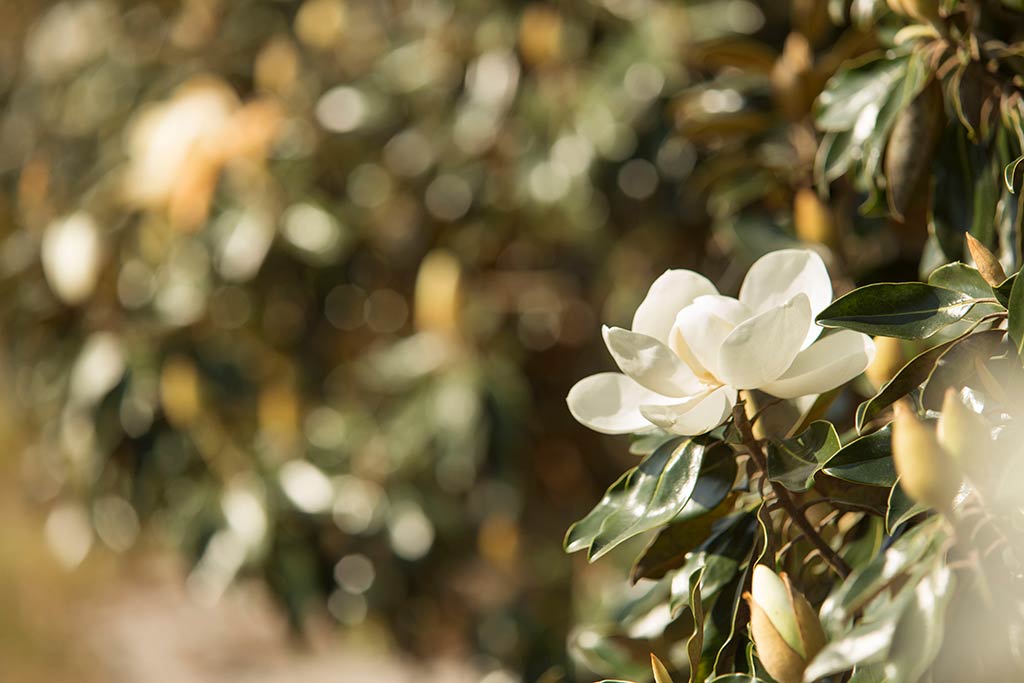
[746,565,826,683]
[650,653,675,683]
[887,0,941,23]
[414,249,463,337]
[865,336,904,389]
[892,402,962,513]
[937,388,992,479]
[965,233,1007,287]
[793,187,838,248]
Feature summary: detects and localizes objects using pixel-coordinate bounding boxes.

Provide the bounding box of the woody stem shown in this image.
[732,401,852,579]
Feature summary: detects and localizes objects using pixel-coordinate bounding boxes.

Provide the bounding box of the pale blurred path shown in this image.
[77,561,480,683]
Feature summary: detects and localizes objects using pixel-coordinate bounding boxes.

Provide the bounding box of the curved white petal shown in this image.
[566,372,673,434]
[603,326,705,397]
[632,269,718,343]
[639,386,737,436]
[761,330,876,399]
[738,249,831,348]
[671,296,751,380]
[717,294,812,390]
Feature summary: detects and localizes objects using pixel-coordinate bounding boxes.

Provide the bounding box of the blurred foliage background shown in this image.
[4,0,1018,681]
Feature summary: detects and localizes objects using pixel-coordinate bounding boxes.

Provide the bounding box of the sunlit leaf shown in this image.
[631,453,739,581]
[766,420,840,492]
[823,423,896,487]
[920,329,1006,410]
[565,437,724,561]
[817,283,973,339]
[886,479,929,534]
[856,337,959,431]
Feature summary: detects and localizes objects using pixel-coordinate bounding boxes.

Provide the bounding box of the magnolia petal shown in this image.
[760,330,876,399]
[671,296,750,379]
[603,326,705,397]
[639,386,736,436]
[717,294,811,390]
[738,249,831,348]
[632,269,718,343]
[566,372,672,434]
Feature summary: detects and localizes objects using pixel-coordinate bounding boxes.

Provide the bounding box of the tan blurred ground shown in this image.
[0,401,476,683]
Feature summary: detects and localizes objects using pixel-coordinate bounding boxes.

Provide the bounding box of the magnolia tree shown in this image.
[565,242,1024,683]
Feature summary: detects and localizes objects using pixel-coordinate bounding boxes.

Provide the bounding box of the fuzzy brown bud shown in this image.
[746,566,826,683]
[892,401,962,513]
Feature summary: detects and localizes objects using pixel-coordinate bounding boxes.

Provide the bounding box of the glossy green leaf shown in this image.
[849,663,887,683]
[766,420,840,492]
[841,515,884,572]
[631,452,739,581]
[687,568,705,683]
[883,562,956,682]
[817,283,973,340]
[926,262,995,300]
[565,437,722,561]
[630,430,678,456]
[804,606,900,680]
[1005,154,1024,193]
[856,338,958,431]
[707,676,768,683]
[816,53,909,132]
[823,423,896,487]
[933,126,999,260]
[1008,270,1024,362]
[709,566,752,677]
[820,518,944,632]
[995,272,1017,307]
[920,329,1006,410]
[886,479,928,534]
[669,511,759,615]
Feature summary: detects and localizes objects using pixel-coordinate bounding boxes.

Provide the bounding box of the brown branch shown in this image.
[733,401,852,578]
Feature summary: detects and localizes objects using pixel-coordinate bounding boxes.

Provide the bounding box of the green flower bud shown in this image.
[746,565,827,683]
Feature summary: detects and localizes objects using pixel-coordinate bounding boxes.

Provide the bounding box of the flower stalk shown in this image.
[732,400,852,578]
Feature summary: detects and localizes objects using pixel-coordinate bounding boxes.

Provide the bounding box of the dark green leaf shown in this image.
[823,423,896,487]
[1005,154,1024,193]
[819,518,944,632]
[856,338,958,431]
[884,562,956,682]
[707,676,768,683]
[816,54,909,132]
[687,568,705,683]
[766,420,841,492]
[932,126,999,260]
[804,606,899,680]
[996,272,1017,307]
[1008,270,1024,362]
[926,262,994,299]
[565,437,723,561]
[709,565,752,677]
[849,663,887,683]
[630,431,677,456]
[817,283,973,339]
[841,515,884,572]
[631,452,739,581]
[886,480,928,534]
[669,511,759,615]
[920,329,1006,410]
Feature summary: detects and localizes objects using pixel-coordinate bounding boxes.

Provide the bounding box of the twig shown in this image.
[733,401,852,578]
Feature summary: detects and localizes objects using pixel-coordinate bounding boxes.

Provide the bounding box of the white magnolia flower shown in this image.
[567,249,875,436]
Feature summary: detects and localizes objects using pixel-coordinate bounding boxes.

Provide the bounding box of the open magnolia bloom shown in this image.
[567,249,875,435]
